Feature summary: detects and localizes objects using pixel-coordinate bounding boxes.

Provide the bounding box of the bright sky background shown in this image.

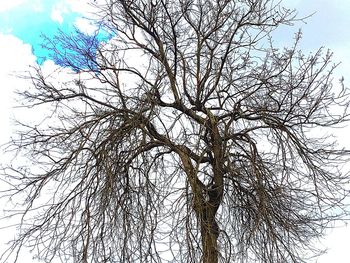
[0,0,350,262]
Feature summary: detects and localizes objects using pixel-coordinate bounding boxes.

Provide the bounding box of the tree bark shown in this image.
[201,206,220,263]
[198,184,222,263]
[178,141,222,263]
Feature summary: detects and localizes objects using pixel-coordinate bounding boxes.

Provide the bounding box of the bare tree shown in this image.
[1,0,350,262]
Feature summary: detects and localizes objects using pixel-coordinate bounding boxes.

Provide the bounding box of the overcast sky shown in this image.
[0,0,350,262]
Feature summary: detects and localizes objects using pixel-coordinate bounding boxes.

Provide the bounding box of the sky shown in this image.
[0,0,350,262]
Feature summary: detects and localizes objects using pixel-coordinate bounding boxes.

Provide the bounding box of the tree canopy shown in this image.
[1,0,350,262]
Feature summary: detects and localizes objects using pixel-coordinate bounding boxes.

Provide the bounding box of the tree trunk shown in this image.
[201,217,219,263]
[200,198,220,263]
[178,149,222,262]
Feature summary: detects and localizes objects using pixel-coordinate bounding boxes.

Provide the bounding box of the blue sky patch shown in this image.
[0,1,112,69]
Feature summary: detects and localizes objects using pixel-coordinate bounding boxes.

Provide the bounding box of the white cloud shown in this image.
[0,33,36,151]
[51,6,64,24]
[49,0,98,25]
[29,0,45,12]
[74,17,98,34]
[0,0,27,13]
[50,1,69,24]
[316,223,350,262]
[65,0,93,15]
[0,34,36,77]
